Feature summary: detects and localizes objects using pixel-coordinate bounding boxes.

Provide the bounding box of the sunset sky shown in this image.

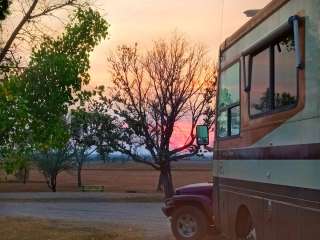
[87,0,271,148]
[89,0,271,86]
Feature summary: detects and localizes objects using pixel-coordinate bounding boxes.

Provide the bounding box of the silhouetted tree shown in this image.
[253,88,272,112]
[253,88,296,112]
[275,92,296,108]
[108,34,217,198]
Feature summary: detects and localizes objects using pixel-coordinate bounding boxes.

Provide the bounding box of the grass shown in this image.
[0,217,143,240]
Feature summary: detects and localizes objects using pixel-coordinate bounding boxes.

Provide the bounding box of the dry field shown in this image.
[0,217,143,240]
[0,161,212,193]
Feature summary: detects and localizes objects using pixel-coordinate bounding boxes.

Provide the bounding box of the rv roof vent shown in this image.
[244,9,260,18]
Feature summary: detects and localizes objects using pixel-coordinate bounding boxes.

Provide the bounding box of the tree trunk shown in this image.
[77,164,82,188]
[103,153,106,164]
[23,167,27,184]
[156,172,164,192]
[160,163,174,198]
[50,175,56,192]
[100,151,105,163]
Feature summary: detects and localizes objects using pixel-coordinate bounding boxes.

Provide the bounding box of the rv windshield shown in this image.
[217,62,240,138]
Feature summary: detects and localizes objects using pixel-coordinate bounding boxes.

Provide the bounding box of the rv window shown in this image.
[217,110,228,138]
[217,62,240,138]
[230,106,240,136]
[274,36,297,108]
[250,48,271,115]
[218,63,240,108]
[249,31,297,117]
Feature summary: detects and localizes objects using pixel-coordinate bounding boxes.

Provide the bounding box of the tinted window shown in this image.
[230,106,240,136]
[249,31,298,117]
[217,63,240,138]
[218,110,228,138]
[219,63,240,108]
[250,48,270,115]
[274,35,297,108]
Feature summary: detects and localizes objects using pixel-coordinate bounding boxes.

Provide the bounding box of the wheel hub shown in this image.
[177,214,198,238]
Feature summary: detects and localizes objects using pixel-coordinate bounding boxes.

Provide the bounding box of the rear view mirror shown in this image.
[196,125,209,146]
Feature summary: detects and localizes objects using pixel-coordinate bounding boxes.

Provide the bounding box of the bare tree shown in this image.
[0,0,88,71]
[108,34,217,198]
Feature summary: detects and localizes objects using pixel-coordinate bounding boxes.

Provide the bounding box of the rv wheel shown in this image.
[235,205,257,240]
[171,205,208,240]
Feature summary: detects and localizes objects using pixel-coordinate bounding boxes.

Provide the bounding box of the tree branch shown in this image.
[0,0,39,64]
[29,0,79,20]
[118,145,160,170]
[170,146,200,161]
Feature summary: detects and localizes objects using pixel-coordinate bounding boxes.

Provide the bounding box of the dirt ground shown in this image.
[0,161,212,193]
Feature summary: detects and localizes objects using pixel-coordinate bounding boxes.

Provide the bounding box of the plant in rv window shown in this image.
[217,63,240,138]
[249,30,298,116]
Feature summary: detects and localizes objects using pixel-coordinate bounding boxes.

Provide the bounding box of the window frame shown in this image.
[247,30,300,119]
[217,60,241,140]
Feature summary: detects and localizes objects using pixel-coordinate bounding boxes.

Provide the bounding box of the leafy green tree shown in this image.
[0,76,31,150]
[34,144,74,192]
[70,108,96,187]
[0,0,89,70]
[70,90,119,187]
[3,151,32,184]
[0,7,109,175]
[0,0,10,21]
[87,91,120,164]
[20,7,109,150]
[92,111,118,163]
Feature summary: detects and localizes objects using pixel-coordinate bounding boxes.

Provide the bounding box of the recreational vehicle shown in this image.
[214,0,320,239]
[162,1,320,239]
